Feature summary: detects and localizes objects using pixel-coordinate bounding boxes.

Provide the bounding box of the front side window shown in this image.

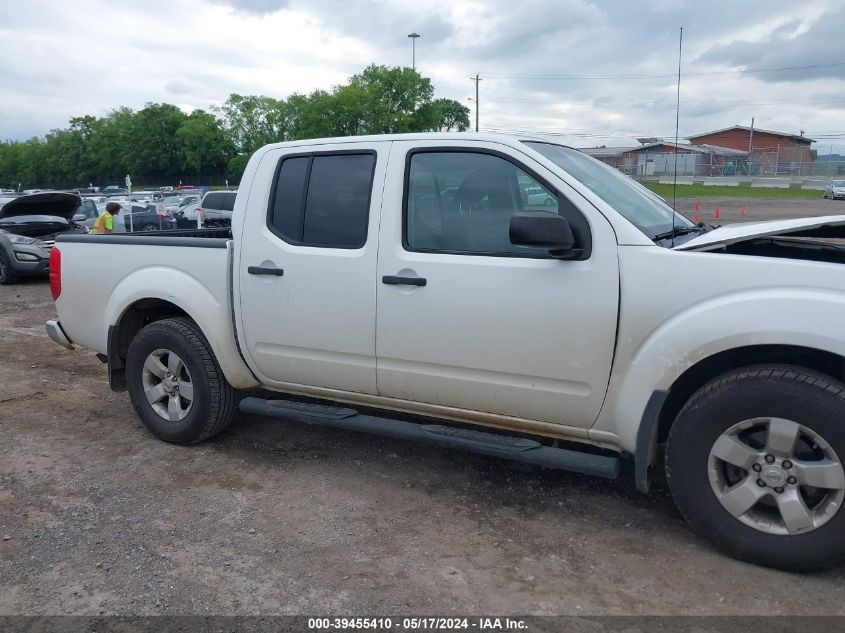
[268,153,375,248]
[405,151,562,255]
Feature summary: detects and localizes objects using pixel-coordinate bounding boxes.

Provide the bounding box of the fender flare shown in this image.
[105,266,258,390]
[603,288,845,490]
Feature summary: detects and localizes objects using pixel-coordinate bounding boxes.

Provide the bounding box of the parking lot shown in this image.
[2,197,845,616]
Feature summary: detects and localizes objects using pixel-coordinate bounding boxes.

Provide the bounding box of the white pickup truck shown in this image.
[46,133,845,571]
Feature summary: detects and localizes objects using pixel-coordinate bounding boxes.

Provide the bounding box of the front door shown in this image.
[237,142,388,394]
[375,141,619,427]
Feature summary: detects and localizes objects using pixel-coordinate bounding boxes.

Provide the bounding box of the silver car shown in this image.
[823,179,845,200]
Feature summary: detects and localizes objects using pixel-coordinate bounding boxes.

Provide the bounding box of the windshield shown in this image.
[833,180,845,187]
[524,141,694,239]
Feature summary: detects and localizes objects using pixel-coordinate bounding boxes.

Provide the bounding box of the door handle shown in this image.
[382,275,426,287]
[248,266,284,276]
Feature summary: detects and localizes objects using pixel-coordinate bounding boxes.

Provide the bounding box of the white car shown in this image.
[46,133,845,571]
[824,179,845,199]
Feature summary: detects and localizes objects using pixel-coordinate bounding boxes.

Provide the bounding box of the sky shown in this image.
[2,0,845,153]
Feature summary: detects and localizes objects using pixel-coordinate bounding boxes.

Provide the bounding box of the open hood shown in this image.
[0,192,81,220]
[674,215,845,251]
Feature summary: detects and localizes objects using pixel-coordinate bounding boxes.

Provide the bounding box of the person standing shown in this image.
[91,202,121,234]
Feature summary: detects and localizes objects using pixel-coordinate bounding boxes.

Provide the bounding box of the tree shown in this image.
[216,94,291,155]
[430,98,471,132]
[122,103,187,182]
[0,65,470,188]
[176,110,231,178]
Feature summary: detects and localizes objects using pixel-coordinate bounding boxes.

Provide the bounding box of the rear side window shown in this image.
[268,152,375,248]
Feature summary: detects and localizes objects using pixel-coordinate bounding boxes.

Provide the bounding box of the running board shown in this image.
[238,397,621,479]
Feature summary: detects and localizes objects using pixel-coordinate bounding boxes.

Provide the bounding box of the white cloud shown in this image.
[1,0,844,152]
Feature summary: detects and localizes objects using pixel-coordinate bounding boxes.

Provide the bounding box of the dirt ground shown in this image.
[2,198,845,616]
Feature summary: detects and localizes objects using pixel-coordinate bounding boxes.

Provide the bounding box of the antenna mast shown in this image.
[671,27,684,246]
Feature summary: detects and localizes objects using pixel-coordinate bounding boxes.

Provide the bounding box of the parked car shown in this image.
[0,192,86,284]
[72,198,101,229]
[121,203,175,232]
[164,195,201,215]
[823,180,845,200]
[101,186,129,196]
[195,190,237,227]
[46,133,845,571]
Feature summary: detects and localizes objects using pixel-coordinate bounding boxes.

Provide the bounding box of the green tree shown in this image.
[0,64,470,189]
[122,103,187,182]
[429,98,471,132]
[216,94,291,154]
[176,109,231,178]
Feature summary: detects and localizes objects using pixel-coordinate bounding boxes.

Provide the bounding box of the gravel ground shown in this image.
[2,198,845,616]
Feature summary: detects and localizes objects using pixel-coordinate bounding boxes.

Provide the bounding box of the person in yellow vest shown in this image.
[91,202,121,234]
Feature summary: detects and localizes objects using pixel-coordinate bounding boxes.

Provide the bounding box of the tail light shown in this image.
[49,247,61,300]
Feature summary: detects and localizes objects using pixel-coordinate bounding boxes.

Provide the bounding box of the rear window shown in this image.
[267,152,375,248]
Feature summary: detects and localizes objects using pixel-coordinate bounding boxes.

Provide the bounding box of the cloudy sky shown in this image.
[2,0,845,152]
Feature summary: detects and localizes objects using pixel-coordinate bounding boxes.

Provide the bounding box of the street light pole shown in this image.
[407,33,420,70]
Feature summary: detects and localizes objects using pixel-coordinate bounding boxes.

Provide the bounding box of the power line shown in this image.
[481,98,845,108]
[482,61,845,81]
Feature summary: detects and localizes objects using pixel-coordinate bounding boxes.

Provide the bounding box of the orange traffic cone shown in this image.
[693,214,700,223]
[740,207,746,217]
[694,202,700,212]
[714,208,721,220]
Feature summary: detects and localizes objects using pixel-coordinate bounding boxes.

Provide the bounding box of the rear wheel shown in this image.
[666,365,845,571]
[126,317,236,444]
[0,250,19,285]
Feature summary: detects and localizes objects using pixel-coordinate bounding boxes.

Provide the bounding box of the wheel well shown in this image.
[112,299,190,367]
[657,345,845,444]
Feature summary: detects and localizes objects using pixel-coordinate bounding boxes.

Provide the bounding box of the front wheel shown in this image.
[666,365,845,571]
[126,317,236,444]
[0,250,19,285]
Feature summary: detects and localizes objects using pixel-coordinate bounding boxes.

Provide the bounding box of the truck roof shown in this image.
[260,132,550,151]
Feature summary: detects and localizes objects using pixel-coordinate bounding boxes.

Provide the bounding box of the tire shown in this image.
[125,317,236,444]
[142,223,158,232]
[0,249,19,285]
[666,365,845,571]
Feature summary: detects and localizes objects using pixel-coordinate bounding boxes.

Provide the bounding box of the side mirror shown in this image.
[509,211,579,258]
[72,213,86,222]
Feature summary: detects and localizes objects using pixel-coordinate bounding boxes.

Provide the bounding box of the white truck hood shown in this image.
[674,215,845,251]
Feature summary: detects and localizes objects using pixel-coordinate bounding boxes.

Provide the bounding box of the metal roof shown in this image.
[579,146,636,158]
[687,125,815,144]
[629,141,747,156]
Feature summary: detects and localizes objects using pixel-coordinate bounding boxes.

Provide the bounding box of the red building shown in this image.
[688,126,815,175]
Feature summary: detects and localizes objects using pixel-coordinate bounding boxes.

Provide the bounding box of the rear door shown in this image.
[236,141,388,394]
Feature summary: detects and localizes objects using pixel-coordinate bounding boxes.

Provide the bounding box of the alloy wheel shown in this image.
[709,417,845,535]
[141,348,194,422]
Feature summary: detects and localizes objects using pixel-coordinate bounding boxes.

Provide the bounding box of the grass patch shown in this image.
[644,182,823,199]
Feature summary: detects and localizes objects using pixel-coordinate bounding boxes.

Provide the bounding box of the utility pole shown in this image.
[471,74,482,132]
[407,33,420,70]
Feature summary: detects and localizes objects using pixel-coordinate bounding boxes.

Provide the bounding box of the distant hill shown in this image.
[816,154,845,162]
